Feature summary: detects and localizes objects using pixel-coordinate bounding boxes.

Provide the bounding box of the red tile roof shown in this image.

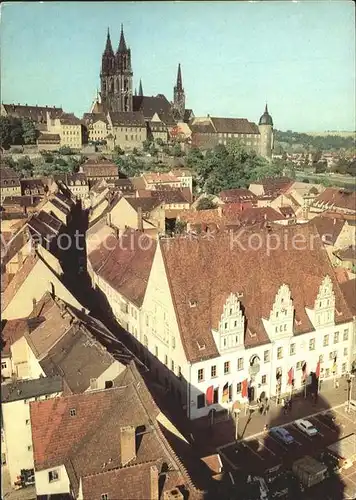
[314,188,356,212]
[310,214,345,245]
[210,117,259,134]
[219,188,257,203]
[340,279,356,317]
[1,318,28,355]
[88,229,156,306]
[30,362,200,498]
[238,207,285,225]
[1,254,38,313]
[160,224,352,363]
[334,267,350,284]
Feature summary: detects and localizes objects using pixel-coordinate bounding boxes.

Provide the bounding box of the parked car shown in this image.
[294,419,318,437]
[270,427,294,445]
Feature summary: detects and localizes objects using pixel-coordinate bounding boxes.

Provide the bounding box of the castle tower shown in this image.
[173,63,185,121]
[100,25,133,113]
[258,104,274,159]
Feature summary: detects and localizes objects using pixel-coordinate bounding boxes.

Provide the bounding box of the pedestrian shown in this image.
[289,399,292,410]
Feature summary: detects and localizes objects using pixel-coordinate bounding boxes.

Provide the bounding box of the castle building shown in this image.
[190,105,274,159]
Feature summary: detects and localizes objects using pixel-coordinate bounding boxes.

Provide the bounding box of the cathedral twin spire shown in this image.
[104,25,129,57]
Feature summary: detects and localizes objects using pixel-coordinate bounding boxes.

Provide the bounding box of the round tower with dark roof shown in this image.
[258,104,274,159]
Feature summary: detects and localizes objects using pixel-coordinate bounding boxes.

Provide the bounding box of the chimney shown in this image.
[149,465,159,500]
[106,211,112,227]
[137,206,143,232]
[119,426,136,466]
[32,297,37,309]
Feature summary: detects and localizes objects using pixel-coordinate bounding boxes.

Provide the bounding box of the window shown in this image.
[101,495,108,500]
[342,363,347,373]
[155,345,158,357]
[171,360,175,372]
[1,362,6,369]
[319,354,324,363]
[178,366,182,378]
[290,343,296,356]
[225,322,228,329]
[224,361,230,374]
[90,378,97,390]
[277,347,283,359]
[197,394,205,409]
[329,351,337,360]
[211,365,217,378]
[296,361,303,370]
[27,445,32,451]
[309,339,315,351]
[164,355,168,366]
[26,419,30,425]
[237,358,244,371]
[69,409,76,417]
[105,380,113,389]
[344,347,348,357]
[261,375,267,385]
[213,387,219,404]
[334,332,339,344]
[323,334,329,347]
[236,382,242,393]
[264,350,270,363]
[343,329,349,341]
[198,368,204,382]
[171,336,176,349]
[48,470,59,482]
[325,368,330,377]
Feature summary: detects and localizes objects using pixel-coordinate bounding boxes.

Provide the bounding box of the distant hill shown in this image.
[306,131,355,137]
[274,130,355,153]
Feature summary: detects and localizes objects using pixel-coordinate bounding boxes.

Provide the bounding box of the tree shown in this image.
[172,143,183,157]
[196,196,217,211]
[0,116,12,149]
[58,146,73,155]
[175,220,187,234]
[315,161,327,174]
[155,138,164,147]
[22,118,37,144]
[16,156,33,175]
[9,118,23,145]
[114,145,125,155]
[143,139,152,152]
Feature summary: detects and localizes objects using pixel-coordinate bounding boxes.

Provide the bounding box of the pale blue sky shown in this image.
[1,1,355,132]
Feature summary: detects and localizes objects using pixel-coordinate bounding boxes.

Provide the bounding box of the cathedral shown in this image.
[91,25,189,123]
[87,25,273,158]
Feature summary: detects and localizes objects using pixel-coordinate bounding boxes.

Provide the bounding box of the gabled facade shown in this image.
[1,377,63,488]
[132,226,353,419]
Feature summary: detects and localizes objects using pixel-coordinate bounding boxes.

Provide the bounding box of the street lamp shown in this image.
[347,374,354,413]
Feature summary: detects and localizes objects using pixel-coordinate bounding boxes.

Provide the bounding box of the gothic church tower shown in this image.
[100,26,133,113]
[172,63,185,120]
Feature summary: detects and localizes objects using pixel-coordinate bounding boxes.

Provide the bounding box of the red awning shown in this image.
[206,386,214,406]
